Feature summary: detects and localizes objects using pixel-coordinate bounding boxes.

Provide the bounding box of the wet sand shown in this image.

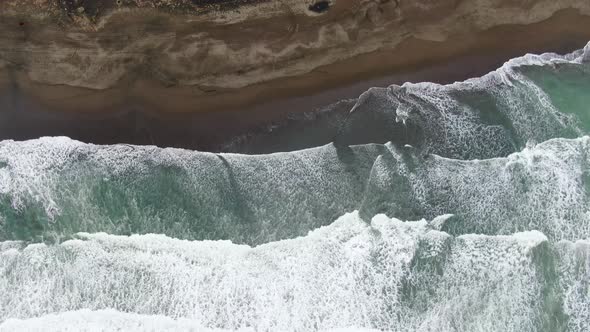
[1,9,589,151]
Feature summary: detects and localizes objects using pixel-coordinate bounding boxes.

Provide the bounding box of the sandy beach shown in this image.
[1,8,590,150]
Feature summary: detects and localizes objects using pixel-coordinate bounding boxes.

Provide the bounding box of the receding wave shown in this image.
[227,42,590,157]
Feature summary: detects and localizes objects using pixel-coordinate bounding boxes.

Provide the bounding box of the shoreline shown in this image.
[1,9,590,150]
[6,9,590,115]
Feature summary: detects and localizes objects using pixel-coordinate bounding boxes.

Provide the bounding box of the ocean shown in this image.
[0,43,589,331]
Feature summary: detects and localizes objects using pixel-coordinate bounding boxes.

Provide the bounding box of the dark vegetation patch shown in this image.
[308,0,330,13]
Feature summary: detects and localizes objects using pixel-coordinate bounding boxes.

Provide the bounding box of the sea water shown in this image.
[0,43,589,331]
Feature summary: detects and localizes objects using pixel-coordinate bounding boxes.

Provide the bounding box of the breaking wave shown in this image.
[1,212,587,331]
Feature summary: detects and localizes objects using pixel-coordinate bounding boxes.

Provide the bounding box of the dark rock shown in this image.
[309,1,330,13]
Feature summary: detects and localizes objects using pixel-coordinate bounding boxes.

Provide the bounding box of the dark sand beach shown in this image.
[1,8,589,151]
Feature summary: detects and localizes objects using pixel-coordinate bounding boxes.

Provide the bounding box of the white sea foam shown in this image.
[0,211,558,331]
[0,309,382,332]
[371,42,590,160]
[0,137,381,243]
[2,135,590,243]
[0,309,230,332]
[555,238,590,331]
[373,136,590,240]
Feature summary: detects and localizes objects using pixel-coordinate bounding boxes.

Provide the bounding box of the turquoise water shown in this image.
[0,44,589,331]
